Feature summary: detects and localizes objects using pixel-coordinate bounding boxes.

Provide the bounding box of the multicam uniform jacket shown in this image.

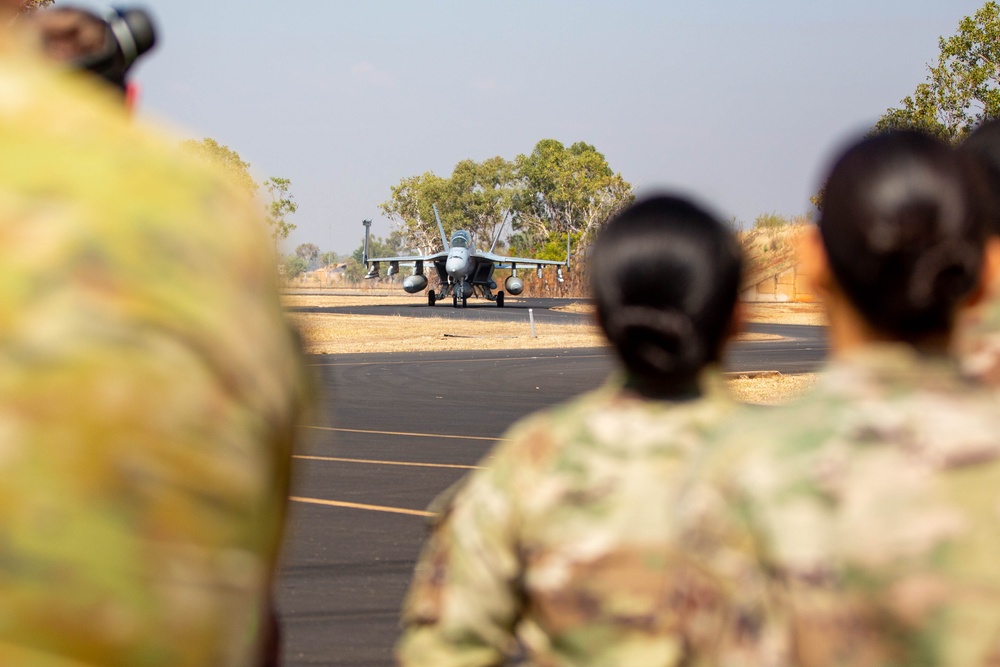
[0,38,306,665]
[397,374,737,667]
[676,344,1000,666]
[956,283,1000,387]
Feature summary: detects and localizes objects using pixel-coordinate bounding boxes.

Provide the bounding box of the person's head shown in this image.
[30,7,108,63]
[816,130,986,347]
[24,6,156,92]
[590,194,742,396]
[962,118,1000,237]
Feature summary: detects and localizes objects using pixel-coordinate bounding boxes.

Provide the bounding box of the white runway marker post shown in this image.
[529,309,536,338]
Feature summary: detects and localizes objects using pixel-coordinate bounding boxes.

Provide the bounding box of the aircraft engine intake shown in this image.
[402,274,428,293]
[505,276,524,295]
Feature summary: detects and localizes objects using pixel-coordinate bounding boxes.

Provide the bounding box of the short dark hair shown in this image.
[590,195,742,395]
[820,130,986,342]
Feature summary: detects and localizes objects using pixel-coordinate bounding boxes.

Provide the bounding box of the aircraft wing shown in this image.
[474,251,568,267]
[365,251,448,264]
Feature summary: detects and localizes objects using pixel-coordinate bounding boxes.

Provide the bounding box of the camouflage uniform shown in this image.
[956,281,1000,386]
[0,38,306,665]
[397,374,737,667]
[675,344,1000,666]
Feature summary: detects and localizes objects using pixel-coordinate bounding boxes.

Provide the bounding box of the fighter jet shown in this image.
[363,205,569,307]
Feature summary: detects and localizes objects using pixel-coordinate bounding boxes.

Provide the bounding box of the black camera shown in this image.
[34,5,157,89]
[73,6,156,88]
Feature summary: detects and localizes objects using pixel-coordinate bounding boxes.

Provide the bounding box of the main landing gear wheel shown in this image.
[452,292,458,308]
[427,290,436,307]
[462,296,468,308]
[496,291,504,307]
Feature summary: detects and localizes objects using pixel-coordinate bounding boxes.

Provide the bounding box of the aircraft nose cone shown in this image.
[446,256,466,276]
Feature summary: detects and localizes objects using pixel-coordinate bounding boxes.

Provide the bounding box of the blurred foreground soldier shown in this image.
[673,131,1000,665]
[957,117,1000,386]
[397,195,743,666]
[0,9,306,667]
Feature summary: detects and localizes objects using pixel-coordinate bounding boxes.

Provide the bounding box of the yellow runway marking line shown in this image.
[293,454,481,470]
[298,424,501,442]
[290,496,433,518]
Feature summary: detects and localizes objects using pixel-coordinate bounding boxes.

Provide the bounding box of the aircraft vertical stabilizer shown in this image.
[433,205,450,251]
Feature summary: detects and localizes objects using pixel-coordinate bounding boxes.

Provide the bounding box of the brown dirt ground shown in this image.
[283,291,822,405]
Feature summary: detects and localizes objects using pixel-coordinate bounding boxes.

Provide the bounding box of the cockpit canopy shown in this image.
[450,230,472,249]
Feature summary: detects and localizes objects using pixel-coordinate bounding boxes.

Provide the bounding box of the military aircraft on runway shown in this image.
[363,206,569,308]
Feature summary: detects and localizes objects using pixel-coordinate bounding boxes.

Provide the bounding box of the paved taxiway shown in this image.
[276,302,827,666]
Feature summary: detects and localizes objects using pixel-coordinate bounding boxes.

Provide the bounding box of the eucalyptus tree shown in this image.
[444,156,519,250]
[379,172,451,255]
[181,138,258,197]
[513,139,633,253]
[873,1,1000,141]
[265,177,297,251]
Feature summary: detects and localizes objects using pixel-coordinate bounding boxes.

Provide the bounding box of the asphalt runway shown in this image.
[276,311,827,666]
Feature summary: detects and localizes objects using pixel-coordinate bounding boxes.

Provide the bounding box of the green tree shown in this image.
[513,139,633,252]
[180,138,259,196]
[381,141,631,264]
[320,250,338,268]
[380,159,520,253]
[379,172,451,254]
[282,255,308,280]
[873,1,1000,142]
[295,242,321,270]
[444,157,519,250]
[18,0,55,14]
[265,177,298,251]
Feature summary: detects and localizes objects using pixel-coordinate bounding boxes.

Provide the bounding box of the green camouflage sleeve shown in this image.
[684,361,1000,666]
[397,434,527,667]
[671,420,794,667]
[956,289,1000,387]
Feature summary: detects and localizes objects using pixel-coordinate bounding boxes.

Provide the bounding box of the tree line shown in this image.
[807,1,1000,210]
[380,139,634,261]
[192,2,1000,286]
[873,1,1000,142]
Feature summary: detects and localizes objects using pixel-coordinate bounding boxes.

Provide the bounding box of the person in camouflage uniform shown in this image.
[672,131,1000,666]
[397,195,743,666]
[956,118,1000,386]
[0,15,306,667]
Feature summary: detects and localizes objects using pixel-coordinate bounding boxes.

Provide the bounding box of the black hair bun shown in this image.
[609,305,705,378]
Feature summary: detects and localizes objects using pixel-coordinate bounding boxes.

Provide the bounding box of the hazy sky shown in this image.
[70,0,987,254]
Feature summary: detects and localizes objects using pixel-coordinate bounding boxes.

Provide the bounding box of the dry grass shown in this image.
[742,302,827,326]
[284,292,823,405]
[289,312,606,354]
[725,372,818,406]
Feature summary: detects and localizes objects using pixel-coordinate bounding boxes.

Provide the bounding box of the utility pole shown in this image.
[326,223,333,288]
